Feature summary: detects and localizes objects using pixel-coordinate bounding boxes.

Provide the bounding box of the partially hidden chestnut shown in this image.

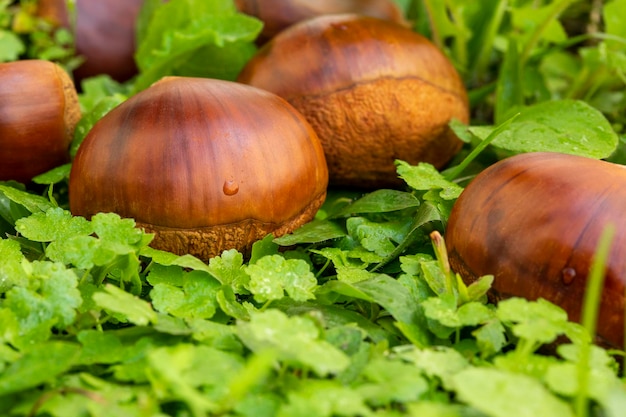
[37,0,143,83]
[0,59,81,183]
[237,14,469,188]
[69,77,329,259]
[445,152,626,348]
[234,0,407,43]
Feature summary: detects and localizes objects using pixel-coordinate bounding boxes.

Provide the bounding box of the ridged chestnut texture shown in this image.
[445,152,626,348]
[234,0,407,43]
[237,14,469,188]
[69,77,328,259]
[0,60,81,183]
[37,0,143,82]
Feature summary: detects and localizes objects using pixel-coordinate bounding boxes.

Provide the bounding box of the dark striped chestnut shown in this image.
[69,77,328,259]
[445,152,626,348]
[237,14,469,188]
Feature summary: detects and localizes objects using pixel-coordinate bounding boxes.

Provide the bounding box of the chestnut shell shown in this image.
[0,60,80,183]
[445,152,626,348]
[37,0,143,83]
[237,14,469,188]
[234,0,407,43]
[69,77,328,259]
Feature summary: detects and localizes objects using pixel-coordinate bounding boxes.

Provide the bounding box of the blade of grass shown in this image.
[519,0,576,64]
[468,0,508,85]
[443,112,520,182]
[575,224,616,417]
[494,38,523,124]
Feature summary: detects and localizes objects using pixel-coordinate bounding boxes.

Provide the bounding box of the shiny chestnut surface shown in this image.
[445,152,626,348]
[70,77,328,259]
[238,14,469,188]
[235,0,407,42]
[0,60,80,183]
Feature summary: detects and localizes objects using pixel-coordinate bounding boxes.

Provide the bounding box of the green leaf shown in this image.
[604,0,626,50]
[133,0,262,91]
[14,207,93,242]
[0,29,24,62]
[472,320,507,357]
[91,212,149,249]
[347,217,411,257]
[150,270,221,319]
[352,274,423,325]
[357,357,429,406]
[0,341,80,396]
[92,284,158,326]
[206,249,250,293]
[77,330,126,365]
[237,309,350,376]
[31,163,72,185]
[245,255,317,303]
[0,239,25,292]
[497,297,578,345]
[4,261,81,341]
[396,162,463,200]
[332,189,420,217]
[470,100,619,158]
[453,367,575,417]
[0,184,55,214]
[273,219,347,246]
[277,380,370,417]
[397,345,470,391]
[141,245,211,273]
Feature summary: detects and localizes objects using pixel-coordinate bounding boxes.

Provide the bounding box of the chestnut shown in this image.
[237,14,469,188]
[445,152,626,348]
[37,0,143,83]
[234,0,407,43]
[0,59,81,183]
[69,77,329,259]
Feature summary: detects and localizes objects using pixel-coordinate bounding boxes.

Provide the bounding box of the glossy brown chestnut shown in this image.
[37,0,143,83]
[234,0,407,43]
[445,152,626,348]
[69,77,329,259]
[0,59,81,183]
[237,14,469,188]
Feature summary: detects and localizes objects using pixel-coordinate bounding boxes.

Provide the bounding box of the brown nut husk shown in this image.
[445,152,626,349]
[69,77,328,259]
[234,0,407,43]
[237,14,469,188]
[0,59,81,183]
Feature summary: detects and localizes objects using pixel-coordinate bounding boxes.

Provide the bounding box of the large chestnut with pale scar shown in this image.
[0,59,81,183]
[69,77,328,259]
[237,14,469,188]
[445,152,626,348]
[234,0,407,43]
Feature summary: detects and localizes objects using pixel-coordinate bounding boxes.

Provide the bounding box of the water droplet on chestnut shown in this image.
[223,180,239,196]
[561,267,576,285]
